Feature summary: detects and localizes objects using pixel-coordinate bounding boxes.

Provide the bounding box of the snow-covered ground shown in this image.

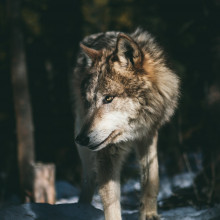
[0,200,219,220]
[0,173,220,220]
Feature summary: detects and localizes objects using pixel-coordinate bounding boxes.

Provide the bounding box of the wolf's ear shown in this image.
[80,43,102,61]
[115,33,143,68]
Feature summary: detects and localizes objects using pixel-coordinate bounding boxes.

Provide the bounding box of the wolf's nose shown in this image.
[75,135,90,146]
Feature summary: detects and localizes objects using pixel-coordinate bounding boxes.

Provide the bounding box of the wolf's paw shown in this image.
[145,213,160,220]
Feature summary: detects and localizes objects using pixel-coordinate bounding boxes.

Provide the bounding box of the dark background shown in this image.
[0,0,220,205]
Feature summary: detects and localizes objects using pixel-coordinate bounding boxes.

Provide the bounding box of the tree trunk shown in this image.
[7,0,35,202]
[33,163,56,204]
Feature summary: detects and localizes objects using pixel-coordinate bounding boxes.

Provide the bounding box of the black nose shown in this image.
[75,134,90,146]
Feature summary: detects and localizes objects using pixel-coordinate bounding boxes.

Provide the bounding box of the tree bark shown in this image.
[33,163,56,204]
[7,0,35,202]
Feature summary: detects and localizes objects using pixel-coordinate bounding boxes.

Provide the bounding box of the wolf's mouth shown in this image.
[88,130,121,151]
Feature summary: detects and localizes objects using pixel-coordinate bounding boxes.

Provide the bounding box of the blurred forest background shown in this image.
[0,0,220,206]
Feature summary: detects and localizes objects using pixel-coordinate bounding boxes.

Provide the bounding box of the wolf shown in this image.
[72,28,179,220]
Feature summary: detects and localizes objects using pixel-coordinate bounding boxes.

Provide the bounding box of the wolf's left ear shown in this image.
[80,43,102,62]
[115,33,143,68]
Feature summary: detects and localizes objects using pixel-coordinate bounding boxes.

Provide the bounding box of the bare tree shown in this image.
[7,0,35,202]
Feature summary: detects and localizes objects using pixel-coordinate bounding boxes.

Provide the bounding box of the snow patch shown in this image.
[122,179,140,193]
[158,172,195,202]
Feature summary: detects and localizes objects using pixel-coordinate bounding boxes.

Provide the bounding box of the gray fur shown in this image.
[72,28,180,220]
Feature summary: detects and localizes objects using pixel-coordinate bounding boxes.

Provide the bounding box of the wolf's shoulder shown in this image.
[81,28,154,48]
[81,31,119,50]
[81,28,160,55]
[76,28,163,69]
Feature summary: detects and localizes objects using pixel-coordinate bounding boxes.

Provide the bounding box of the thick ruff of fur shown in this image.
[72,28,180,220]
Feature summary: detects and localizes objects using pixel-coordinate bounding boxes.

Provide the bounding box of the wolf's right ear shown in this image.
[114,33,143,68]
[80,43,102,62]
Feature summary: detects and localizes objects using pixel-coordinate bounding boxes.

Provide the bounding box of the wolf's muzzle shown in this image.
[75,134,90,146]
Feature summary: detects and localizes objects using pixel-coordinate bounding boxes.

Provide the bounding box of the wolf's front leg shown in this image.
[97,146,126,220]
[136,133,160,220]
[77,146,96,203]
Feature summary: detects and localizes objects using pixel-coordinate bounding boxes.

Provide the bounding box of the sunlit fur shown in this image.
[73,29,179,151]
[72,28,180,220]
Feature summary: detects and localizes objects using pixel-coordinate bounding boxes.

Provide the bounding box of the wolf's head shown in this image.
[75,31,179,151]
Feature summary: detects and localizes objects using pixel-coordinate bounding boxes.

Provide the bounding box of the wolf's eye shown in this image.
[103,96,114,104]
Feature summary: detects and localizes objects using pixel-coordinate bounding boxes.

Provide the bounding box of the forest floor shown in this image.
[0,172,220,220]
